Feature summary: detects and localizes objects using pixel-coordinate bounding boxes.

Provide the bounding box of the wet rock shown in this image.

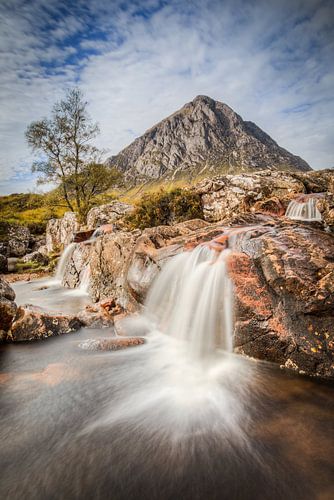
[77,304,114,328]
[46,212,78,252]
[89,219,218,308]
[7,225,31,257]
[230,220,334,379]
[78,336,145,351]
[62,243,91,289]
[89,230,140,308]
[73,229,95,243]
[0,278,17,341]
[9,305,83,342]
[86,201,134,230]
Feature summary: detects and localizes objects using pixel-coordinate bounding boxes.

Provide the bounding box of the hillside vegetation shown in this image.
[0,192,67,236]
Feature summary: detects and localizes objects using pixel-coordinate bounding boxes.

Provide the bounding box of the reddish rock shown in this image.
[230,221,334,378]
[9,306,83,342]
[77,304,114,328]
[73,229,95,243]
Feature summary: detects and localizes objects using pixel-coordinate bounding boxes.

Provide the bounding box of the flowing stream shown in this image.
[1,232,334,499]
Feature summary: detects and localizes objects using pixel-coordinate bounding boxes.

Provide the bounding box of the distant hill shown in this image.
[107,95,311,182]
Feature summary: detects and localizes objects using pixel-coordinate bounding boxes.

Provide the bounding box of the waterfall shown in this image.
[145,244,234,358]
[285,197,321,221]
[78,265,91,294]
[54,243,77,282]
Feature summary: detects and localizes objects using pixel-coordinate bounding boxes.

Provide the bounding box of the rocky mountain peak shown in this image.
[107,96,311,182]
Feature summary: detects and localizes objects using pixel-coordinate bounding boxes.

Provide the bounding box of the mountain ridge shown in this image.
[107,95,311,182]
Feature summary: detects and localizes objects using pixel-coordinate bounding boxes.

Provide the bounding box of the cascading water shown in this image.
[54,242,77,282]
[77,264,91,294]
[145,245,233,357]
[285,197,322,221]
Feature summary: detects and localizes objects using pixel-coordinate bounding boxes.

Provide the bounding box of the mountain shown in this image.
[107,95,311,182]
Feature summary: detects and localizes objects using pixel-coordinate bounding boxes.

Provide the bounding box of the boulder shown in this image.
[7,225,31,257]
[9,305,83,341]
[229,220,334,379]
[76,304,114,328]
[86,201,134,229]
[0,278,17,341]
[22,251,49,265]
[31,235,46,252]
[0,254,8,273]
[46,212,78,252]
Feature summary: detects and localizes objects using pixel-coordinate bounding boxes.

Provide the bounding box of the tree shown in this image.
[26,88,121,221]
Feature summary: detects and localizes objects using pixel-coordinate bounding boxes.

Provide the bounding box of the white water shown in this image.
[77,264,91,294]
[119,244,234,359]
[285,198,322,221]
[54,242,77,282]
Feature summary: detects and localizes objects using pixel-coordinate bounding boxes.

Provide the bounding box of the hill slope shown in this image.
[107,95,311,182]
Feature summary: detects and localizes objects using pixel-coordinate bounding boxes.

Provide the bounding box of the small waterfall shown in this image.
[145,244,233,358]
[285,197,321,221]
[78,265,91,294]
[54,243,77,282]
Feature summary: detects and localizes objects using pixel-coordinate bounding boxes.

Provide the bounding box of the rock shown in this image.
[22,251,49,265]
[76,304,114,328]
[229,220,334,379]
[0,242,7,255]
[62,243,91,289]
[0,277,16,302]
[107,95,310,183]
[9,305,83,341]
[196,171,306,222]
[73,229,95,243]
[30,235,46,252]
[0,278,17,341]
[293,169,334,193]
[78,336,145,351]
[316,193,334,229]
[86,201,134,229]
[87,211,334,378]
[37,245,49,256]
[46,212,78,253]
[89,218,221,308]
[7,225,30,257]
[89,231,140,308]
[0,254,8,273]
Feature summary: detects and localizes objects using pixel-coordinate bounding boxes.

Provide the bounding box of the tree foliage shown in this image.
[26,88,121,221]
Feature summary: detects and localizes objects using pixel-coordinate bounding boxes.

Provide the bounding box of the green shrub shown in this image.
[125,188,204,230]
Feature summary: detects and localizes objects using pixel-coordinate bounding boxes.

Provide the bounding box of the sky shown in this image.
[0,0,333,195]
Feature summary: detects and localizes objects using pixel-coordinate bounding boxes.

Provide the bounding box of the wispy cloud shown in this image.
[0,0,333,194]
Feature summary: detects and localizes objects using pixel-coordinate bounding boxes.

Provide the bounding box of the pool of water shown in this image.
[1,327,333,500]
[12,278,91,315]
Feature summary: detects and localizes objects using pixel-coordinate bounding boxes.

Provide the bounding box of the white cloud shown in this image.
[0,0,333,194]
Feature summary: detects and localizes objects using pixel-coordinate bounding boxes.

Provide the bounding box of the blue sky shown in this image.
[0,0,333,194]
